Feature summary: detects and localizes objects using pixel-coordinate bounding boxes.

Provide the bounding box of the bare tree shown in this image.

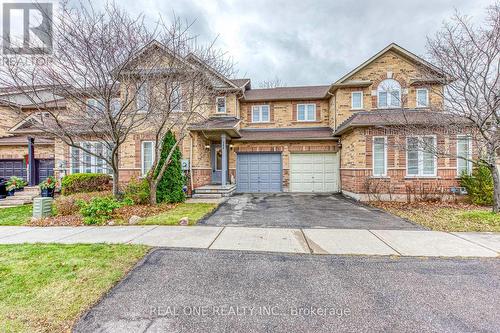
[415,3,500,211]
[258,77,286,89]
[131,28,234,204]
[0,1,228,198]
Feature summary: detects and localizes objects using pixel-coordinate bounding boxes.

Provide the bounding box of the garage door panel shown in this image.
[0,160,26,180]
[237,153,282,193]
[290,153,339,193]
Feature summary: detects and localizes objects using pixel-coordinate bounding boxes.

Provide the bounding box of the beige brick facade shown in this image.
[3,43,462,201]
[333,50,444,126]
[240,99,330,129]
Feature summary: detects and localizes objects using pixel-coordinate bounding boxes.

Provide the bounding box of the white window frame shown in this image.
[216,96,226,113]
[86,98,104,114]
[141,141,155,176]
[69,142,111,175]
[251,105,270,123]
[351,91,364,110]
[377,79,401,108]
[372,136,387,177]
[416,88,429,108]
[406,135,437,177]
[296,103,316,122]
[456,135,473,176]
[170,82,182,112]
[136,82,149,113]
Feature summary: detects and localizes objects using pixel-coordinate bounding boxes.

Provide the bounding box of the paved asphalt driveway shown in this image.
[74,249,500,333]
[200,193,421,229]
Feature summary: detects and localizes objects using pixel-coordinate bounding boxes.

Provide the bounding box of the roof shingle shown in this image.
[334,109,471,135]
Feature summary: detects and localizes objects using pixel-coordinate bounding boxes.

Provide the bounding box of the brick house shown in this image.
[0,43,475,200]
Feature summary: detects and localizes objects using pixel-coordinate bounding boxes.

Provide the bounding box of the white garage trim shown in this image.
[290,153,340,193]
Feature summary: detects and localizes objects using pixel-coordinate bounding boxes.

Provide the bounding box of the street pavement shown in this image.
[73,248,500,333]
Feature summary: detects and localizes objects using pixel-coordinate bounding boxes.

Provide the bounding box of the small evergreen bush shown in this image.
[460,163,494,206]
[155,131,186,203]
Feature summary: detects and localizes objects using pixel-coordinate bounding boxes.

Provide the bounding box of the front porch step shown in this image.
[193,184,236,197]
[192,193,224,199]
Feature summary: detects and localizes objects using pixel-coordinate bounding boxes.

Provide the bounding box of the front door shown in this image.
[211,144,223,183]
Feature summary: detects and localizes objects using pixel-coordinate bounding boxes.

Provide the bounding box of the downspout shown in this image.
[189,132,194,193]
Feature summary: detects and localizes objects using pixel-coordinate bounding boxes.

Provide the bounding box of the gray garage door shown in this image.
[0,159,26,180]
[237,153,282,193]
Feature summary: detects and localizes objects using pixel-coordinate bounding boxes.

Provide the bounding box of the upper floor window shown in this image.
[252,105,270,123]
[457,135,472,176]
[86,98,103,114]
[297,103,316,121]
[136,82,149,112]
[351,91,363,110]
[378,79,401,108]
[87,98,120,115]
[373,136,387,177]
[216,97,226,113]
[171,84,182,112]
[406,136,437,177]
[141,141,155,176]
[111,98,121,115]
[416,88,429,107]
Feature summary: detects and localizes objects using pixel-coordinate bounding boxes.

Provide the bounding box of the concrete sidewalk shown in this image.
[0,225,498,258]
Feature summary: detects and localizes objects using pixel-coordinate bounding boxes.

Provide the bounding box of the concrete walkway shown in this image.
[0,225,498,257]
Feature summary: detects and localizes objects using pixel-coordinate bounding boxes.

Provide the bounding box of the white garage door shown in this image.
[290,153,339,192]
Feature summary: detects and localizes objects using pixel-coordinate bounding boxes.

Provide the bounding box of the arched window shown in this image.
[377,79,401,108]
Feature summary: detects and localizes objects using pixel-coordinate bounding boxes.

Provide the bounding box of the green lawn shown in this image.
[0,244,148,333]
[140,203,217,225]
[379,205,500,232]
[0,205,32,226]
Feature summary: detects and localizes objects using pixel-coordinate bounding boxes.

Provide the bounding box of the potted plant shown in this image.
[6,183,16,196]
[39,176,57,197]
[5,177,20,196]
[9,176,26,191]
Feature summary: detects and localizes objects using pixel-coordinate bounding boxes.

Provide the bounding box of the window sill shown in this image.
[249,121,274,125]
[350,108,365,112]
[370,176,390,179]
[404,176,440,179]
[292,120,321,124]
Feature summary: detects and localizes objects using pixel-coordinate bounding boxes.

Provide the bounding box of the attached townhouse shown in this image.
[0,43,474,201]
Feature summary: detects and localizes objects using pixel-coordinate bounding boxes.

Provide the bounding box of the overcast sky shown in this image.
[115,0,492,86]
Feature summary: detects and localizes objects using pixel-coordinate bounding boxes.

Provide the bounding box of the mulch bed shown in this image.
[114,203,177,221]
[29,214,84,226]
[28,202,178,227]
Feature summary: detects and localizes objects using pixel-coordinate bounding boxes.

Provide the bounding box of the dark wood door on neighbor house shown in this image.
[36,159,54,184]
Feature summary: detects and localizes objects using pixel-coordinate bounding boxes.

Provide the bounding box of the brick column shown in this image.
[221,133,227,186]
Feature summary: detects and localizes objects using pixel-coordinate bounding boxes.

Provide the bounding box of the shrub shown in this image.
[39,176,57,190]
[61,173,111,195]
[155,131,185,203]
[77,196,122,225]
[54,191,111,216]
[7,176,27,189]
[123,178,150,205]
[460,163,493,206]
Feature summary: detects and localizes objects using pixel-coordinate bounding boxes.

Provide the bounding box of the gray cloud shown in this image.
[112,0,494,85]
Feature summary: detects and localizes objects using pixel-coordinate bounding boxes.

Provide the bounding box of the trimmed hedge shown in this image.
[61,173,112,195]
